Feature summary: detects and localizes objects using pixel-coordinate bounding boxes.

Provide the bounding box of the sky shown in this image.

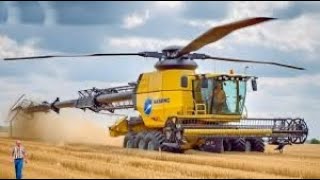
[0,1,319,139]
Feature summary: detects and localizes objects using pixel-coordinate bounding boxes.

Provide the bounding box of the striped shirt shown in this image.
[12,146,25,160]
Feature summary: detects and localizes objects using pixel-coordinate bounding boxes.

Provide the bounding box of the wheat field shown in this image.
[0,136,319,179]
[2,110,319,179]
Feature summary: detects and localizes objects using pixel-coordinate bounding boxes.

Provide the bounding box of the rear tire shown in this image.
[223,139,232,152]
[135,132,147,150]
[144,131,165,151]
[232,138,246,152]
[251,138,265,152]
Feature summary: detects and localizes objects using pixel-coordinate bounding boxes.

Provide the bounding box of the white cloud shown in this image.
[0,35,41,59]
[184,1,292,29]
[228,1,292,19]
[184,1,320,54]
[106,36,227,52]
[5,1,21,25]
[231,12,320,53]
[144,1,185,18]
[107,36,189,51]
[122,10,150,29]
[39,1,57,26]
[185,19,218,28]
[153,1,184,9]
[121,1,185,29]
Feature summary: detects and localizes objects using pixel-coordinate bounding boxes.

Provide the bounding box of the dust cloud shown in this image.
[10,109,123,147]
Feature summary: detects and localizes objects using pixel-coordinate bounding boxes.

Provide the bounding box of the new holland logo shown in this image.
[144,98,170,115]
[144,98,153,115]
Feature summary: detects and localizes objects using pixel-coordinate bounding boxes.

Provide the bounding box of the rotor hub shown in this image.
[154,59,198,70]
[155,45,198,70]
[162,45,183,58]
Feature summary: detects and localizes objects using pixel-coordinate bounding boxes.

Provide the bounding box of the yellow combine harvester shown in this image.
[6,17,308,153]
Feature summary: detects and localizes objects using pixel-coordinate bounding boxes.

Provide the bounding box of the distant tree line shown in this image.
[310,138,320,144]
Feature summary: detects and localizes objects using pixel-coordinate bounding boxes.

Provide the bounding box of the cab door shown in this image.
[192,77,212,114]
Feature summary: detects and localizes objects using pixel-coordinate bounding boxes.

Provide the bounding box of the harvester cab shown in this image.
[191,73,254,116]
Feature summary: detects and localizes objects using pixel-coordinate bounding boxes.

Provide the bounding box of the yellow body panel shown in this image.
[136,69,195,128]
[184,129,273,136]
[177,114,242,122]
[109,116,149,137]
[136,91,164,128]
[109,116,128,137]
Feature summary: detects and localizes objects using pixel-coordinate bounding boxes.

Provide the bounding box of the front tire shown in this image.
[123,133,136,148]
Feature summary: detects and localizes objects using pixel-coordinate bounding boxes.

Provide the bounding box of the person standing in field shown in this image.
[11,140,28,179]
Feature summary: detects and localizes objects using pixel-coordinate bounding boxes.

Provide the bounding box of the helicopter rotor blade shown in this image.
[177,17,276,57]
[199,54,305,70]
[4,52,163,61]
